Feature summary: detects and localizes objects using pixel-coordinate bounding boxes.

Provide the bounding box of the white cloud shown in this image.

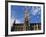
[31,6,41,16]
[16,19,22,24]
[11,18,15,26]
[11,18,24,25]
[32,9,38,15]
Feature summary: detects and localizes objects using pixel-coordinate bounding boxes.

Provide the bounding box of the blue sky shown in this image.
[11,5,41,23]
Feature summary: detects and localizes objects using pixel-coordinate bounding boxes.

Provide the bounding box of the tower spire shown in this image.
[23,6,30,30]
